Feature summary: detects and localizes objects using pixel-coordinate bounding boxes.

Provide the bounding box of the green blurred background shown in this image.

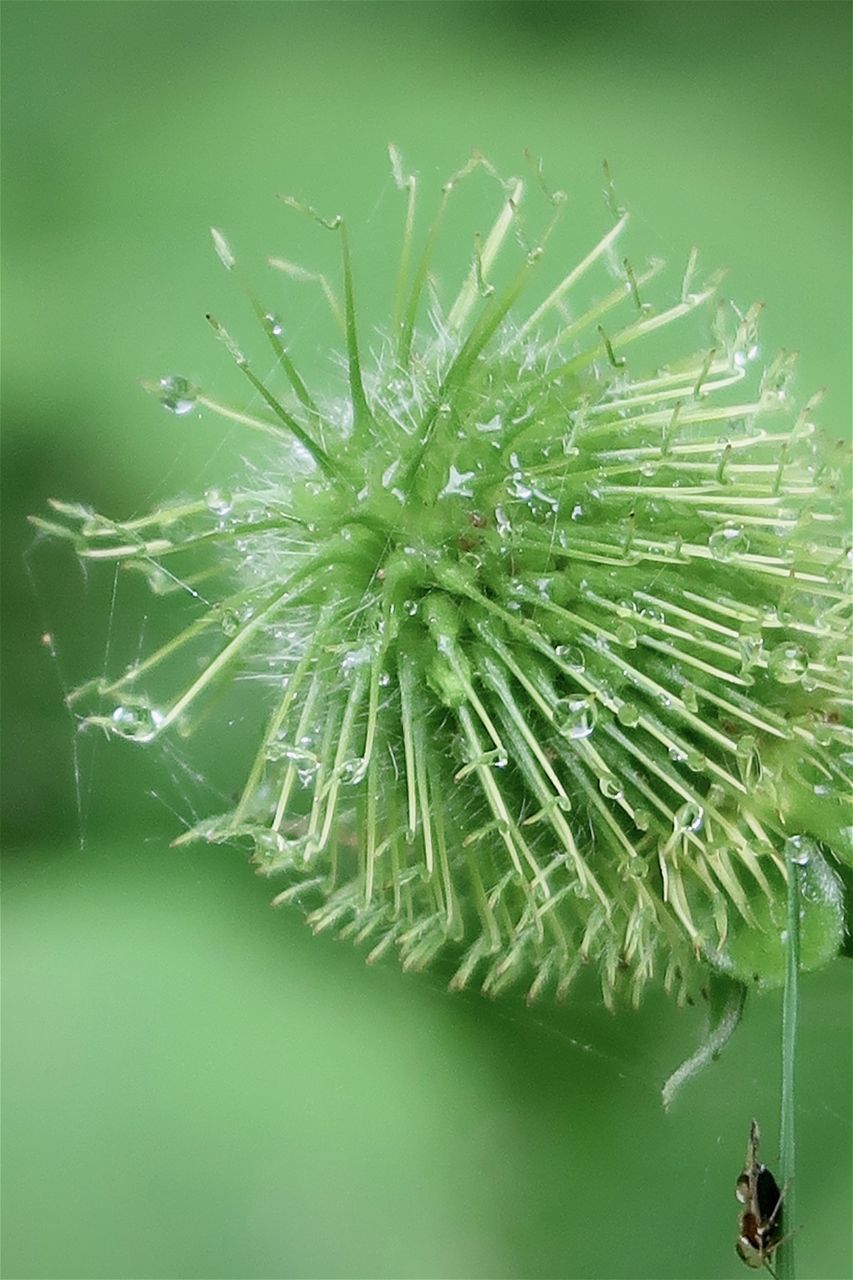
[2,3,850,1277]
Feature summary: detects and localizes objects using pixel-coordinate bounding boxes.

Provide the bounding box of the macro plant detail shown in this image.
[39,152,850,1010]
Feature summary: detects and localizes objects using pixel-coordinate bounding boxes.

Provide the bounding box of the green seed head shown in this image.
[46,153,851,1008]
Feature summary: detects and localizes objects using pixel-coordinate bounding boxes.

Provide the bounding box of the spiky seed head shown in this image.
[45,154,850,1008]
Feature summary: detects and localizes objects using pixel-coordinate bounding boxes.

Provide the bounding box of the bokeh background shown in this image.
[2,3,851,1278]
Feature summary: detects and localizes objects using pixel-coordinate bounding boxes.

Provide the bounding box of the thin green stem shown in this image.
[340,221,372,436]
[204,316,345,483]
[777,842,801,1280]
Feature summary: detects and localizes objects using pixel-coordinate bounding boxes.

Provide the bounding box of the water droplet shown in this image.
[641,605,665,625]
[628,853,649,877]
[379,459,401,490]
[265,311,284,337]
[634,808,651,832]
[673,801,703,835]
[403,599,418,616]
[813,607,835,635]
[617,702,640,727]
[439,465,476,499]
[738,634,763,674]
[784,835,815,866]
[109,699,163,741]
[219,608,240,637]
[681,684,699,712]
[265,740,319,781]
[508,472,533,502]
[615,622,638,648]
[554,645,585,671]
[554,696,597,740]
[379,672,391,688]
[767,642,809,684]
[341,644,374,674]
[709,525,749,561]
[494,506,512,539]
[599,773,623,800]
[735,735,762,787]
[204,486,233,516]
[158,375,197,416]
[734,341,760,370]
[476,413,502,434]
[684,749,705,773]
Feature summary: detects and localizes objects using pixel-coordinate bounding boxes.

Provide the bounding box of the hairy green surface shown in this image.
[40,155,851,1008]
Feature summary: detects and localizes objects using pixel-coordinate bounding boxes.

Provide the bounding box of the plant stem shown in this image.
[778,842,801,1280]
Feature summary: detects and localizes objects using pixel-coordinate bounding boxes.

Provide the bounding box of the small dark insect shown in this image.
[735,1119,789,1273]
